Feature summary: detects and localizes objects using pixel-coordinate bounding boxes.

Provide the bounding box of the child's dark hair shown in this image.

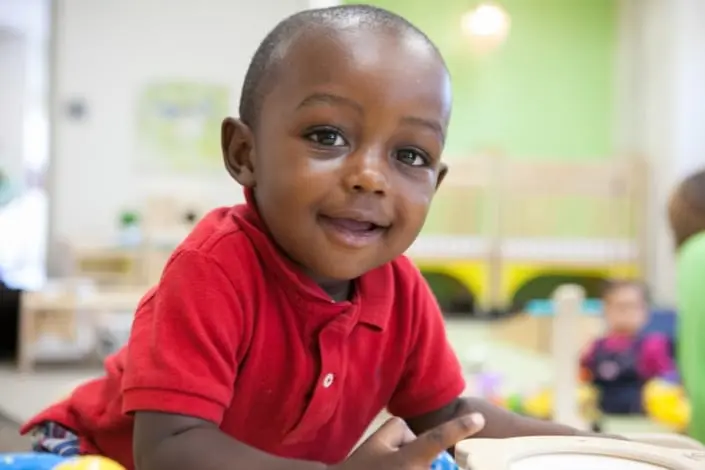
[601,279,650,303]
[238,4,444,129]
[668,168,705,249]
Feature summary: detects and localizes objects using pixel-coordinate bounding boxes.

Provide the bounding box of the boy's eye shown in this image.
[305,129,347,147]
[396,148,428,167]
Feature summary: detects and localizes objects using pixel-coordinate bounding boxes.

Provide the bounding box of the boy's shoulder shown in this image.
[387,254,425,286]
[178,205,252,256]
[378,254,437,314]
[162,204,261,284]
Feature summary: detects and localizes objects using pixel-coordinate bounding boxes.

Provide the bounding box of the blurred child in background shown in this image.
[581,280,675,414]
[668,168,705,443]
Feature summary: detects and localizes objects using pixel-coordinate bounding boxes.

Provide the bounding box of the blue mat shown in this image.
[525,298,602,316]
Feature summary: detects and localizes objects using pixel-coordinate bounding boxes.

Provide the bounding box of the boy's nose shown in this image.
[343,151,389,195]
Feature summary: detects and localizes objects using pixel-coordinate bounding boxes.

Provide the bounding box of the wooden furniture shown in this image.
[551,284,586,428]
[73,246,173,287]
[623,433,705,450]
[456,436,704,469]
[70,195,205,287]
[17,281,144,372]
[491,312,603,355]
[407,154,649,312]
[73,248,144,286]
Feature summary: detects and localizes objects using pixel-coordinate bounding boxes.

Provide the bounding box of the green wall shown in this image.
[346,0,617,160]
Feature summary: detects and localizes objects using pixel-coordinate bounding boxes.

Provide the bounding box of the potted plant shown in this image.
[118,210,141,246]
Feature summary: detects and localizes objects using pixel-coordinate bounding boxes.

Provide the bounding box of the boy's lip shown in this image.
[317,210,390,249]
[318,208,391,228]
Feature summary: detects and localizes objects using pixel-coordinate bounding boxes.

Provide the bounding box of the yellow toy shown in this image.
[522,385,599,422]
[643,379,691,432]
[53,456,125,470]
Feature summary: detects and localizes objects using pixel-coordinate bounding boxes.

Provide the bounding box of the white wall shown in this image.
[48,0,705,304]
[0,0,50,176]
[0,0,51,289]
[670,0,705,179]
[616,0,705,304]
[50,0,310,246]
[0,30,27,183]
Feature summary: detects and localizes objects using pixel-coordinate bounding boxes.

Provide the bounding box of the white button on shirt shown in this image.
[322,373,335,388]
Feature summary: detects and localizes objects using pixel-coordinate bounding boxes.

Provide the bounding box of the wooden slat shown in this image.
[502,159,638,197]
[440,155,496,188]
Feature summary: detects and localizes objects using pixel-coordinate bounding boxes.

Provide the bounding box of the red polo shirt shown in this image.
[21,195,465,469]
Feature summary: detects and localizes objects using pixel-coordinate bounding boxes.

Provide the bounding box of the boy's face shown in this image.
[603,286,648,334]
[224,27,451,283]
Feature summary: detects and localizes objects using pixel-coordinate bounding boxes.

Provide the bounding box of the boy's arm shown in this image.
[134,412,325,470]
[404,397,582,440]
[640,334,676,378]
[390,264,619,443]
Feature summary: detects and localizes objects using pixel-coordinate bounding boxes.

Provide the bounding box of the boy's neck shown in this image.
[308,273,354,302]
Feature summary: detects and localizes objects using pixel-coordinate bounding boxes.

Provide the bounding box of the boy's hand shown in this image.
[335,413,484,470]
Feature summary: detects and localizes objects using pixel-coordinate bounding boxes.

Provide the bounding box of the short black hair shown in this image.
[238,4,443,128]
[669,168,705,248]
[601,279,650,303]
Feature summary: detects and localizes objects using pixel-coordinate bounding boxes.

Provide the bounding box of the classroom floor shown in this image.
[0,319,672,452]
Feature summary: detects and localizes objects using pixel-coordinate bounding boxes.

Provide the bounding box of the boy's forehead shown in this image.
[273,25,451,113]
[284,24,440,68]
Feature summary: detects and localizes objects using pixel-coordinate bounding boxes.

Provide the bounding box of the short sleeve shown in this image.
[639,334,675,379]
[121,249,248,424]
[387,269,465,418]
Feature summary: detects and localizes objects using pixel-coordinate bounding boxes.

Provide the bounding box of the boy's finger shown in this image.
[367,417,416,450]
[397,413,485,464]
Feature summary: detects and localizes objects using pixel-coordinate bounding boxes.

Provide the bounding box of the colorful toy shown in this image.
[643,378,690,432]
[431,451,458,470]
[0,454,66,470]
[473,373,599,422]
[53,456,125,470]
[0,455,125,470]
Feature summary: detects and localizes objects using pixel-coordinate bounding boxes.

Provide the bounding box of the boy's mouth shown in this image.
[317,214,389,249]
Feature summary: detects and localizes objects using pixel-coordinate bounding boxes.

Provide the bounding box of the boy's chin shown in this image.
[302,249,397,282]
[308,257,385,282]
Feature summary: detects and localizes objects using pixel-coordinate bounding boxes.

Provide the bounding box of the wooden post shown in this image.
[631,155,649,278]
[486,150,505,313]
[551,283,586,429]
[17,293,35,373]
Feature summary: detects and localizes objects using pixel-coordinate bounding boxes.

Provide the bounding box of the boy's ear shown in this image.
[222,117,256,187]
[435,162,448,191]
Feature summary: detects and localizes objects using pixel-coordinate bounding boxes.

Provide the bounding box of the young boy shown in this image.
[22,5,600,470]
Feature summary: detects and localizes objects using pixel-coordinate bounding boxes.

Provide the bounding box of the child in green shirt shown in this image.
[668,169,705,443]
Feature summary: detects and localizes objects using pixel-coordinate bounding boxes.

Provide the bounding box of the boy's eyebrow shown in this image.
[400,115,445,142]
[297,92,363,114]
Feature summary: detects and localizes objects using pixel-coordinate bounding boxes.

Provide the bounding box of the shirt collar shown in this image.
[233,187,390,330]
